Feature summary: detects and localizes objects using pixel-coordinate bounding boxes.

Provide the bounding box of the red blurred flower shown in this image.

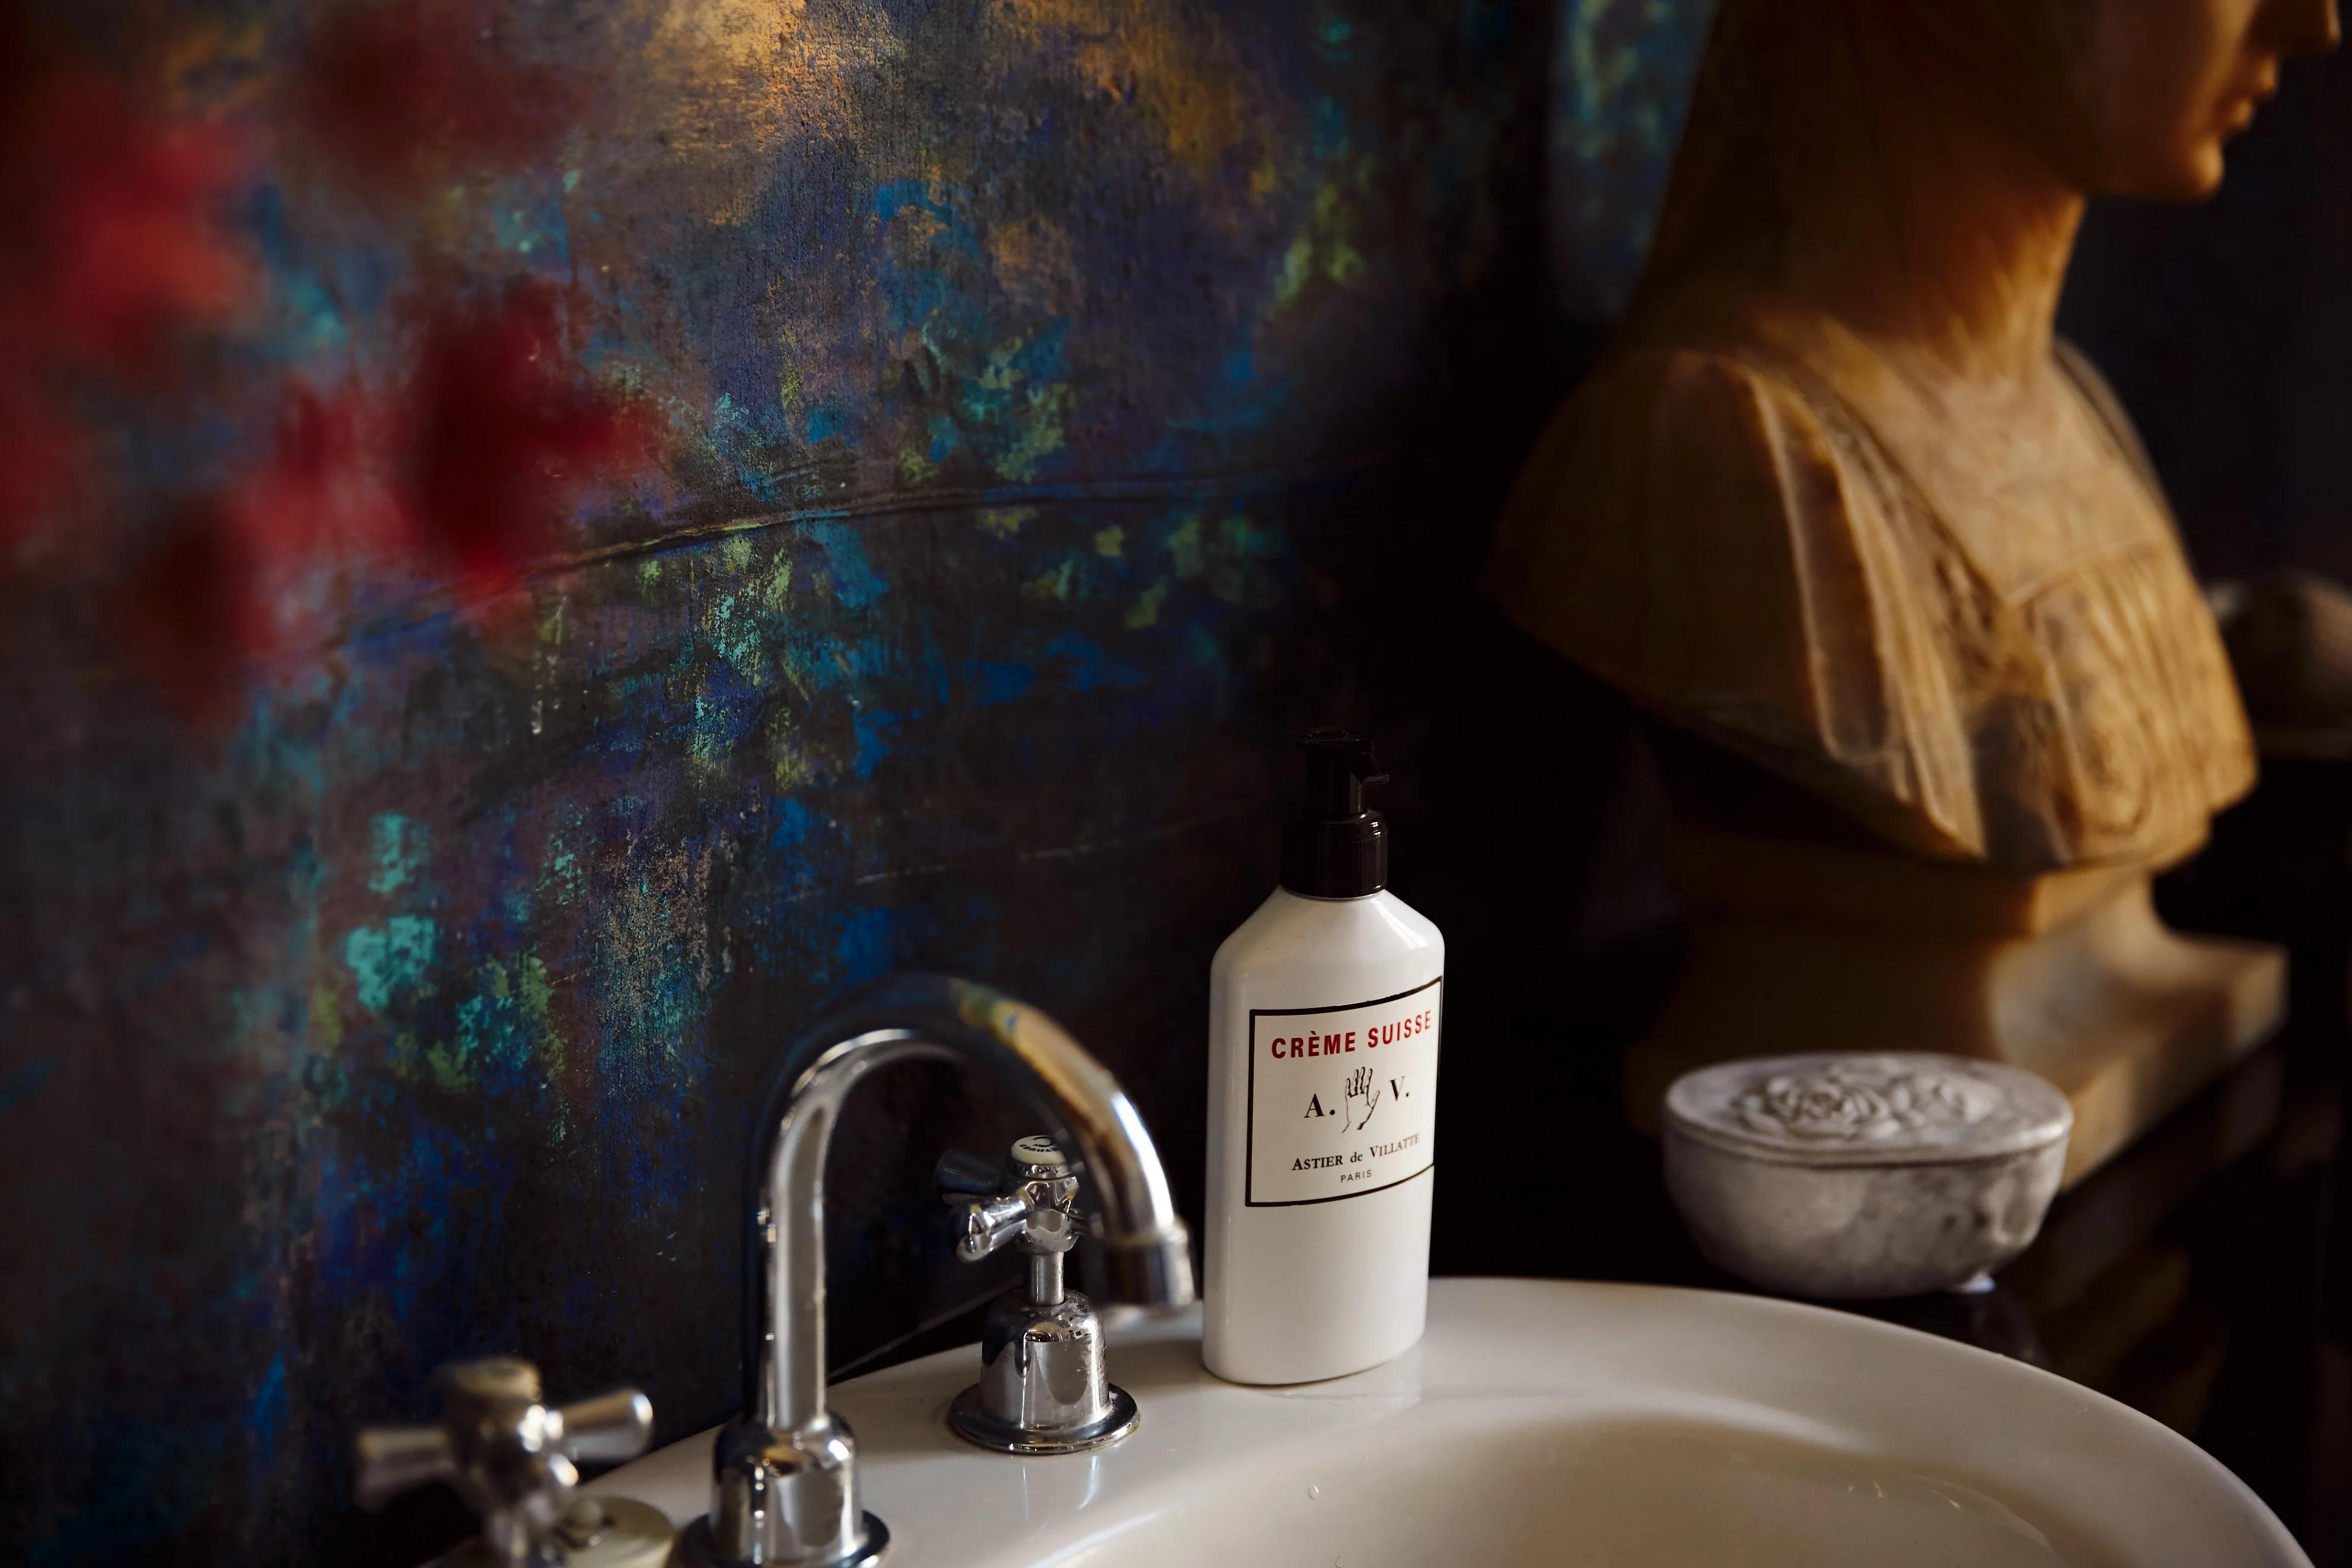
[232,382,404,572]
[9,74,251,379]
[0,48,251,543]
[395,281,657,595]
[11,2,656,725]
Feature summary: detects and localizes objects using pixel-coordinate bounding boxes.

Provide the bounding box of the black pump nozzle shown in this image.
[1282,728,1390,898]
[1301,728,1390,818]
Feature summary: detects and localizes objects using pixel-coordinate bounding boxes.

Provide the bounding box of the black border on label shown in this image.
[1245,974,1442,1207]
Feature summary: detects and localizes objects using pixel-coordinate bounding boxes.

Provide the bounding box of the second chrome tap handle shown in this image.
[553,1388,656,1464]
[354,1423,458,1511]
[353,1358,656,1567]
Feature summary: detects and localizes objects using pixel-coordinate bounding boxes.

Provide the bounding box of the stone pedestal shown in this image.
[1624,826,2285,1187]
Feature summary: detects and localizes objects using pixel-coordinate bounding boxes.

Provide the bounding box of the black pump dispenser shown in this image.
[1280,728,1390,897]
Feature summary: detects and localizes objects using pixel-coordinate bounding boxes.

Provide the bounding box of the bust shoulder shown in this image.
[1484,339,1989,860]
[1484,314,2255,868]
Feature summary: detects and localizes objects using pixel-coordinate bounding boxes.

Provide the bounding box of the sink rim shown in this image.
[591,1276,2311,1568]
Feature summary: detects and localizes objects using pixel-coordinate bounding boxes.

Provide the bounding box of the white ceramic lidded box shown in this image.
[1663,1052,2072,1300]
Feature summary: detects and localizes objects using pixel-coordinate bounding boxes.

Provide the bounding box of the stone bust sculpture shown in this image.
[1488,0,2339,1180]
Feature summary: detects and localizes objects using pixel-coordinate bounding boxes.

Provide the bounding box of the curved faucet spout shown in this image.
[691,973,1194,1567]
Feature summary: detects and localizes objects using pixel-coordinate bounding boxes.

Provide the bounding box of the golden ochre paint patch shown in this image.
[990,0,1265,189]
[627,0,901,223]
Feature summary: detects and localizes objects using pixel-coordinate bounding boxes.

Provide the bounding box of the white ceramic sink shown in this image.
[599,1277,2308,1566]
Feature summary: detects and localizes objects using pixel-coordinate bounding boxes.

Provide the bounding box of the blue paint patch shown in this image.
[964,660,1036,705]
[1042,632,1146,693]
[245,1352,288,1461]
[807,520,887,610]
[833,904,943,986]
[769,796,817,850]
[852,706,902,778]
[833,906,896,983]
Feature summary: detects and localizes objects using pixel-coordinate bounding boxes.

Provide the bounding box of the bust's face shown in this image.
[2064,0,2338,199]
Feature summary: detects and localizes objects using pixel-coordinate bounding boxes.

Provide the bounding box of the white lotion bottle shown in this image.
[1203,730,1444,1384]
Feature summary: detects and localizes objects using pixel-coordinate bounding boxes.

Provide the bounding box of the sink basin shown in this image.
[599,1277,2307,1566]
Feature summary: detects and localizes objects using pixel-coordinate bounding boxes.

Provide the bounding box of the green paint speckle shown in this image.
[426,955,562,1094]
[979,506,1035,539]
[309,984,344,1052]
[1092,525,1125,558]
[1125,581,1169,629]
[762,556,795,608]
[1276,237,1315,305]
[1021,558,1077,602]
[1166,514,1205,578]
[993,383,1074,481]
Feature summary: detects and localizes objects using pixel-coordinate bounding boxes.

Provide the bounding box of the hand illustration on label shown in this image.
[1343,1065,1381,1131]
[1245,978,1440,1206]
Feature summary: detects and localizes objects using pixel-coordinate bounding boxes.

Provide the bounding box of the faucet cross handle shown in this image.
[936,1136,1082,1261]
[354,1357,654,1567]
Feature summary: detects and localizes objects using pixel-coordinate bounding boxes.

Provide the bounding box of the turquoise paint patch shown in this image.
[367,813,428,895]
[441,985,534,1091]
[871,179,955,230]
[344,916,438,1012]
[926,414,961,462]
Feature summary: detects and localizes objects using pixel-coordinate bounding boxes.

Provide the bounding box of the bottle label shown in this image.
[1245,976,1441,1206]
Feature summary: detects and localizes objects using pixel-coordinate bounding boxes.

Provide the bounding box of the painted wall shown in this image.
[0,1,1631,1561]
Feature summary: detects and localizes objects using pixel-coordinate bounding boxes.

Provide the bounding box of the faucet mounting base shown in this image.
[946,1383,1141,1456]
[674,1511,890,1568]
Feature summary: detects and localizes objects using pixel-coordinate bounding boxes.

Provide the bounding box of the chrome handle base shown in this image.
[942,1136,1140,1456]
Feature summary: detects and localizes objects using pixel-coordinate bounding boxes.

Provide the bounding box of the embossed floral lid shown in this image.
[1663,1052,2073,1166]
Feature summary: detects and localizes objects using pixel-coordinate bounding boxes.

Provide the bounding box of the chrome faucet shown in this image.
[678,973,1196,1567]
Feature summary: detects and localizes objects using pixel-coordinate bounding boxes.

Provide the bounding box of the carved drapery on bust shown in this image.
[1485,0,2337,871]
[1486,300,2253,868]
